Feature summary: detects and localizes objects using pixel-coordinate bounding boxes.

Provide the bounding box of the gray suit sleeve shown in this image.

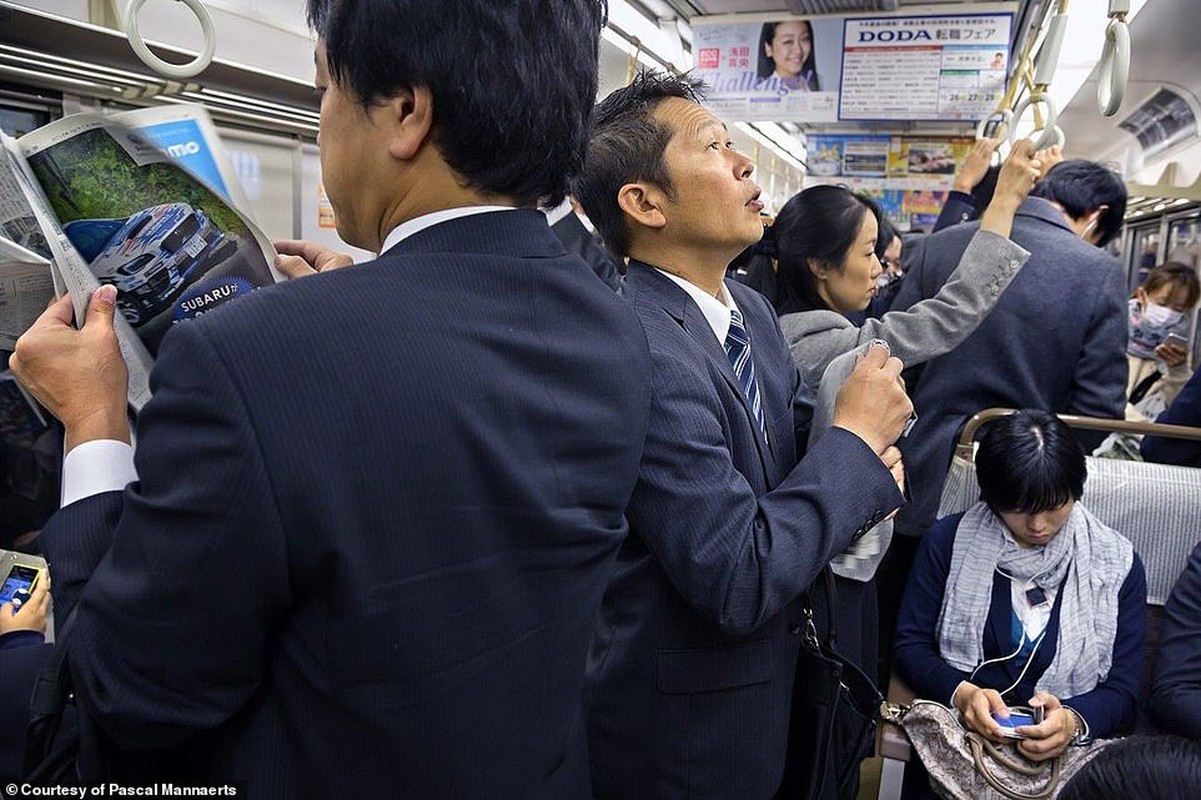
[862,229,1028,368]
[783,229,1028,387]
[1065,258,1129,444]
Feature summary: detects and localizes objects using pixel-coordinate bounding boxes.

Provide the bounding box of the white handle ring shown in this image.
[1030,124,1065,153]
[124,0,216,80]
[1010,95,1059,147]
[1097,18,1130,117]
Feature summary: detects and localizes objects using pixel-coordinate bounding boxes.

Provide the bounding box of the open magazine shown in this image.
[0,104,282,411]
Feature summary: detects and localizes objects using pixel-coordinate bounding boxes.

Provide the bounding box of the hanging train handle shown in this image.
[1098,0,1131,116]
[123,0,216,80]
[1010,8,1070,153]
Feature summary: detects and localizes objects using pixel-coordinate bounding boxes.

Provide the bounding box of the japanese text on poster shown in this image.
[839,14,1011,121]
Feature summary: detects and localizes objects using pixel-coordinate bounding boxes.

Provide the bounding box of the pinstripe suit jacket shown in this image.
[40,210,652,799]
[586,262,904,799]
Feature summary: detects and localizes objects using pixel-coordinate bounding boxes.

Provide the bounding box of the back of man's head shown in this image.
[574,71,706,260]
[1030,159,1128,247]
[307,0,605,207]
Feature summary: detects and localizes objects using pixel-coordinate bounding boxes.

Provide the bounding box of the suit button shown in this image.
[789,624,801,635]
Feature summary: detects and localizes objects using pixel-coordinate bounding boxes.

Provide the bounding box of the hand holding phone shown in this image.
[991,705,1043,739]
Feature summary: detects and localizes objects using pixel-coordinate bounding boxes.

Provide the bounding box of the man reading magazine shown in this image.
[10,1,651,795]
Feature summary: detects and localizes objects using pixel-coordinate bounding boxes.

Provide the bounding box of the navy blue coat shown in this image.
[1142,368,1201,467]
[890,197,1128,540]
[1149,541,1201,736]
[894,513,1146,738]
[40,210,652,798]
[586,263,904,799]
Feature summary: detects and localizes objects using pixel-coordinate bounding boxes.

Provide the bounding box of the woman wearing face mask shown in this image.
[1127,262,1199,412]
[894,410,1146,798]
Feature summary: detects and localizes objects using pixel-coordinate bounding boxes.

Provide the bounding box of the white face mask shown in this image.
[1143,301,1184,328]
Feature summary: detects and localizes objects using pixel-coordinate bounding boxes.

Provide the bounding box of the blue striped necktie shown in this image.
[724,308,767,442]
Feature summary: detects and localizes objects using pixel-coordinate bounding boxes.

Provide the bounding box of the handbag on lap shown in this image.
[890,699,1110,800]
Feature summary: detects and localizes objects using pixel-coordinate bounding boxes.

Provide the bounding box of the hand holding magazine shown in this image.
[1,104,282,412]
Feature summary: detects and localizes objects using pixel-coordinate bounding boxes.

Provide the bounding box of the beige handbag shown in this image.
[891,700,1111,800]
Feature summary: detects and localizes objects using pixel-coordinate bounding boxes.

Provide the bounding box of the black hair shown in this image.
[306,0,606,207]
[574,70,706,260]
[1060,736,1201,800]
[976,409,1086,515]
[756,20,819,91]
[1030,159,1128,247]
[875,214,900,261]
[768,185,880,314]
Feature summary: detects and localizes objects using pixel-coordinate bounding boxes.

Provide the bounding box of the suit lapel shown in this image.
[627,262,776,478]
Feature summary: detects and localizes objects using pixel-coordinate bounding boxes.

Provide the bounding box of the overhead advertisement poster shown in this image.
[806,133,975,230]
[839,13,1012,121]
[692,17,845,122]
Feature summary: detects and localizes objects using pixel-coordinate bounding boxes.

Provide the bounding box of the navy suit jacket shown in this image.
[890,197,1127,539]
[586,262,903,799]
[1142,368,1201,467]
[40,210,652,798]
[1149,541,1201,736]
[894,513,1146,739]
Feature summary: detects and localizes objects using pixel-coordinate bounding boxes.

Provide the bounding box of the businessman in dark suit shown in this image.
[9,2,651,796]
[574,72,913,798]
[879,160,1129,653]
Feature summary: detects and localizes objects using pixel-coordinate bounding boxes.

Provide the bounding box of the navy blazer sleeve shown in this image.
[1149,542,1201,737]
[626,340,903,636]
[932,190,978,233]
[1142,369,1201,468]
[893,514,971,704]
[41,320,292,751]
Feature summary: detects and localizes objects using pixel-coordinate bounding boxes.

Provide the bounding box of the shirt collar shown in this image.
[379,206,518,255]
[653,269,739,345]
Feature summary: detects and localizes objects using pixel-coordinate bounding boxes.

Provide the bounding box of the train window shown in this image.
[1129,224,1162,290]
[1167,217,1201,270]
[0,106,50,138]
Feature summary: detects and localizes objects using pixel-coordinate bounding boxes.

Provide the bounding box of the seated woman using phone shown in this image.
[894,410,1146,777]
[1127,262,1199,414]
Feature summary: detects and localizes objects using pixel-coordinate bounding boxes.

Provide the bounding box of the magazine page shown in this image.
[17,110,281,410]
[0,135,57,349]
[113,104,256,220]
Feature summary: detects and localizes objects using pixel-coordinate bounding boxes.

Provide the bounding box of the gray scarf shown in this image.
[936,501,1133,699]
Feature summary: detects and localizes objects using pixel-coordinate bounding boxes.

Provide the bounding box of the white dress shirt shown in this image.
[61,206,517,507]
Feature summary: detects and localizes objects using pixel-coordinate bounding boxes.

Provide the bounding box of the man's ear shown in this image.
[386,85,434,161]
[617,183,668,231]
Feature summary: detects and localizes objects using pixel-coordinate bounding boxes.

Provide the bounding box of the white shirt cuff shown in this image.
[61,439,137,507]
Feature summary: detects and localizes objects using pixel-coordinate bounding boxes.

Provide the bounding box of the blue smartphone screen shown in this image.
[993,711,1035,728]
[0,566,38,605]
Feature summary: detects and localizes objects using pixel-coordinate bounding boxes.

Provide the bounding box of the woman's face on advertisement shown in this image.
[765,21,812,79]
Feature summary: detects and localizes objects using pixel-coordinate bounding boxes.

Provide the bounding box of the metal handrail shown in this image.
[954,407,1201,460]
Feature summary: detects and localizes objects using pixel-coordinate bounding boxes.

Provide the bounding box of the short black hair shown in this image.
[976,409,1086,515]
[1030,159,1128,247]
[307,0,606,207]
[770,185,880,314]
[875,213,899,261]
[1060,736,1201,800]
[574,71,705,260]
